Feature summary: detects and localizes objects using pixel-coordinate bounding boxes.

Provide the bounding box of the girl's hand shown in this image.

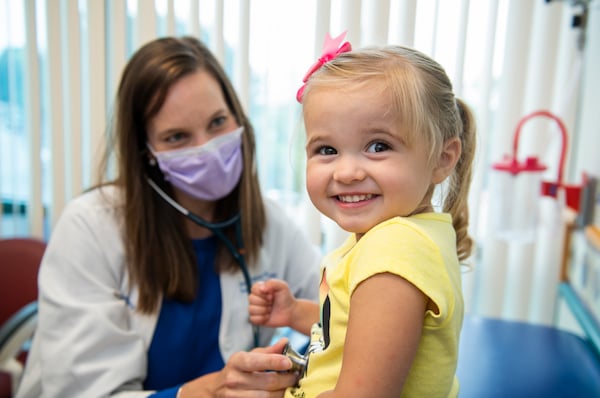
[248,279,297,328]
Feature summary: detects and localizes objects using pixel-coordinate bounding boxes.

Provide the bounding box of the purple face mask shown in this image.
[149,127,244,201]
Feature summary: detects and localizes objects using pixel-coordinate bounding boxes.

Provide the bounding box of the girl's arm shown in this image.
[288,298,320,335]
[319,272,427,398]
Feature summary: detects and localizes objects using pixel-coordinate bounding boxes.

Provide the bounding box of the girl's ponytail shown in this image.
[444,98,476,262]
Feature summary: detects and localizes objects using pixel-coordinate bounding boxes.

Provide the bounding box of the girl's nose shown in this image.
[332,155,366,184]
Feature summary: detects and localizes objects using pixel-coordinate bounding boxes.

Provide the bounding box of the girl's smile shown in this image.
[336,193,376,204]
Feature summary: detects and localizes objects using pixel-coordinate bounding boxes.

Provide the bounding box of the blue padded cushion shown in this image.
[457,315,600,397]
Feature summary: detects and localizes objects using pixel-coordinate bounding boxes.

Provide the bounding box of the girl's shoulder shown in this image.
[368,213,452,235]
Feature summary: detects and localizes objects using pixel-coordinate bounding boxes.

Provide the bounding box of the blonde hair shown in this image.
[303,45,476,261]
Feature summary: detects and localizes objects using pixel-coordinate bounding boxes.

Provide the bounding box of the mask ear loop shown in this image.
[146,177,260,347]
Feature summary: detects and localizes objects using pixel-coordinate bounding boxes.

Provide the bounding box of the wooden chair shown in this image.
[0,238,46,398]
[456,225,600,397]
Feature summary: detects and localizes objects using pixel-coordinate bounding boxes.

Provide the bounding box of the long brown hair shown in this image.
[303,45,476,262]
[98,36,265,313]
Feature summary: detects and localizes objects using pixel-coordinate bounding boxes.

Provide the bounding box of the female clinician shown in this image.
[16,36,321,398]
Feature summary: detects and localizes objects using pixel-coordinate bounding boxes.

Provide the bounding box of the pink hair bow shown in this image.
[296,31,352,103]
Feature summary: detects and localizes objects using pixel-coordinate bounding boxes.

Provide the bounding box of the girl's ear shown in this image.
[432,137,461,184]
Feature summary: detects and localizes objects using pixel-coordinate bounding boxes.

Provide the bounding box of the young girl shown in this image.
[249,35,476,398]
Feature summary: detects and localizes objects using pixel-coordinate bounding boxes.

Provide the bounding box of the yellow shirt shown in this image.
[286,214,463,398]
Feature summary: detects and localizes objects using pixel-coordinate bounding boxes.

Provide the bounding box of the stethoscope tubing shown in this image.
[147,178,260,347]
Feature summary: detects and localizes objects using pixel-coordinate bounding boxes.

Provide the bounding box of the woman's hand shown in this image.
[179,339,299,397]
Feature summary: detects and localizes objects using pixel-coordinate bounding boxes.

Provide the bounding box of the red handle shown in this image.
[512,110,568,185]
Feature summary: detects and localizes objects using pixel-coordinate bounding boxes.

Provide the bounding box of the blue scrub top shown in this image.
[146,237,225,396]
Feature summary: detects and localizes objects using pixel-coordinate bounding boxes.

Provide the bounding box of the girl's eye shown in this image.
[367,141,390,153]
[318,146,337,155]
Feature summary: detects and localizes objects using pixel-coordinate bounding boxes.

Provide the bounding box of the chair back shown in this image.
[0,238,46,326]
[0,238,45,398]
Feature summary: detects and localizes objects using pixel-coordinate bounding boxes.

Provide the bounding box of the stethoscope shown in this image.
[147,178,260,348]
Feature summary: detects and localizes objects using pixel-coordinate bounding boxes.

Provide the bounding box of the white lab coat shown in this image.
[16,185,321,398]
